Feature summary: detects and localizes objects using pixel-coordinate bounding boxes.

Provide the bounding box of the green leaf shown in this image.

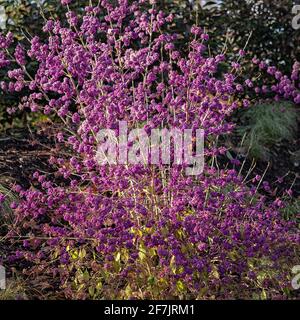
[88,286,95,297]
[176,280,186,292]
[261,289,267,300]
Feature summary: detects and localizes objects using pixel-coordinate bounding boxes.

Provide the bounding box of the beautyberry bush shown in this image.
[0,0,299,299]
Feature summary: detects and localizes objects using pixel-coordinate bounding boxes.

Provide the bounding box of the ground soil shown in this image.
[0,128,55,188]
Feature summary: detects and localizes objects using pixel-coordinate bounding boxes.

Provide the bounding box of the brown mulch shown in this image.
[0,128,55,188]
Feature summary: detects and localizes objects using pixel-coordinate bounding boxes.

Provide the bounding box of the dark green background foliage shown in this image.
[157,0,300,69]
[216,0,300,68]
[1,1,299,66]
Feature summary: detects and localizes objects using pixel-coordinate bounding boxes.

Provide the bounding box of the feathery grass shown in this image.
[237,101,298,160]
